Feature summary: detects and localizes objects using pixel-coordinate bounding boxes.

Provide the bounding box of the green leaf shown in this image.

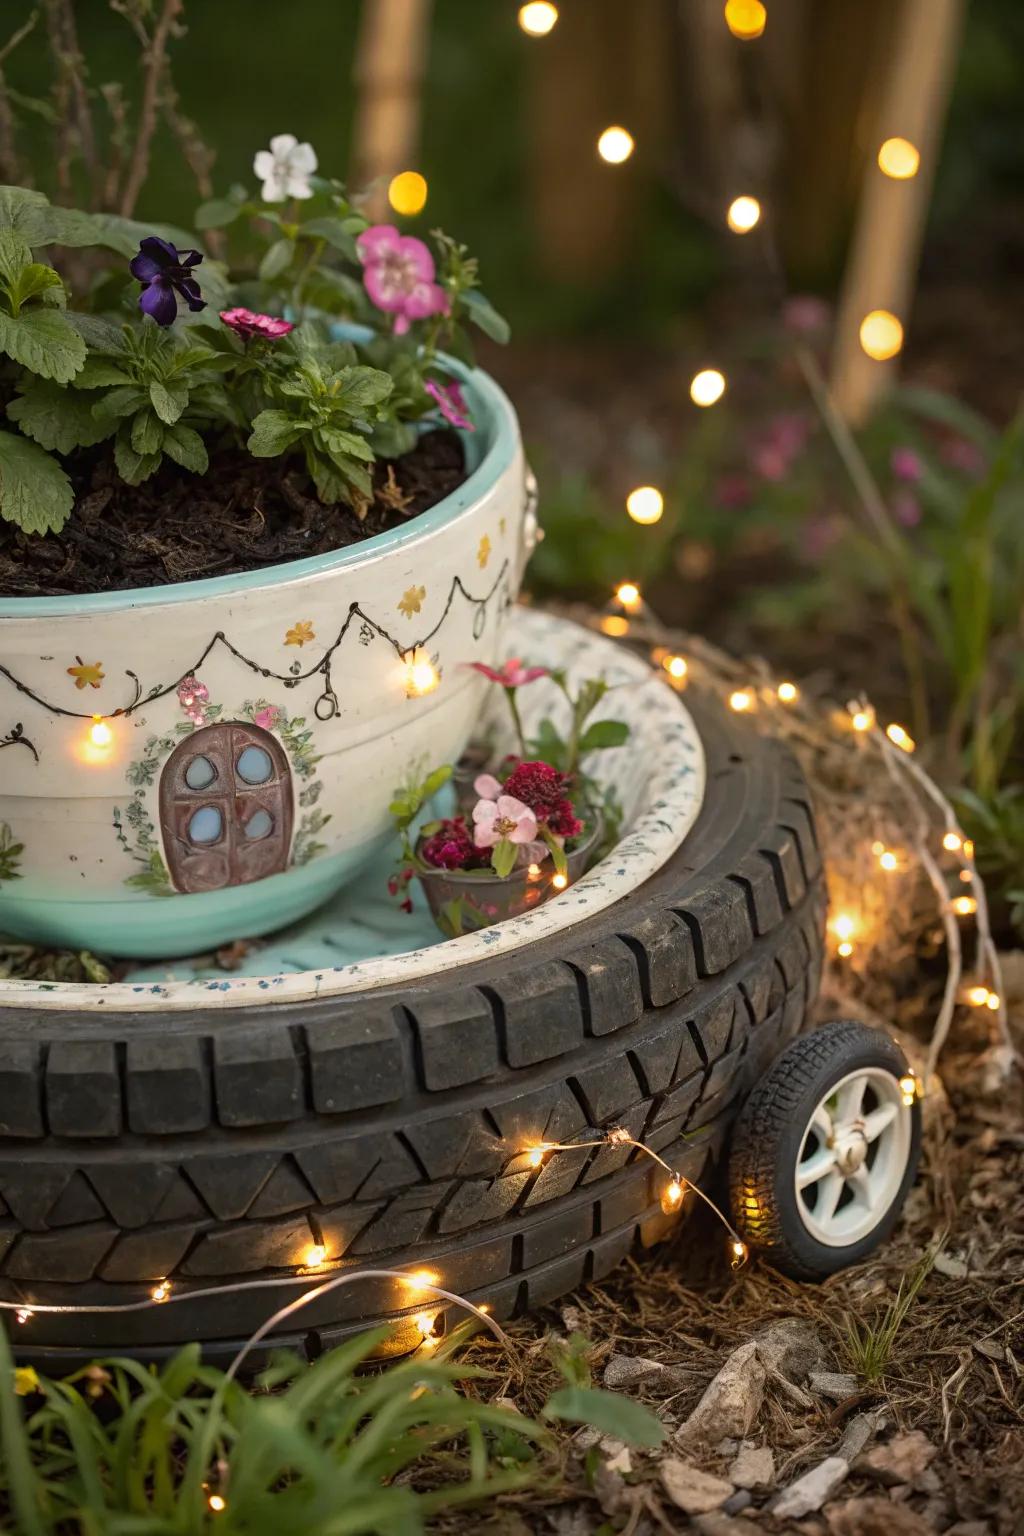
[65,313,128,352]
[0,428,73,533]
[149,379,186,424]
[7,379,115,452]
[335,364,394,410]
[248,409,306,457]
[259,236,296,281]
[114,431,161,486]
[320,425,375,460]
[93,384,148,420]
[8,261,65,311]
[541,824,568,878]
[461,288,510,344]
[130,410,163,456]
[299,215,359,258]
[578,719,630,753]
[71,358,132,388]
[490,837,518,879]
[543,1387,665,1448]
[195,197,246,229]
[0,307,86,382]
[162,423,208,474]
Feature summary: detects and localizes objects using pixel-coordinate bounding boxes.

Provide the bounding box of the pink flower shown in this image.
[714,474,753,510]
[752,443,789,482]
[254,705,281,731]
[356,225,448,337]
[472,794,538,849]
[424,378,474,431]
[177,674,209,725]
[892,490,922,527]
[783,295,831,334]
[220,307,294,340]
[468,657,549,688]
[474,773,504,801]
[940,436,985,475]
[891,446,923,482]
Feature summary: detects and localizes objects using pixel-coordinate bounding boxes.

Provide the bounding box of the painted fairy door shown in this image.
[159,722,294,894]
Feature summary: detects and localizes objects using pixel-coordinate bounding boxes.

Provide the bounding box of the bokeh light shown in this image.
[727,195,761,233]
[388,171,428,216]
[518,2,559,36]
[597,126,634,164]
[690,369,726,406]
[878,136,920,179]
[724,0,767,40]
[859,310,904,361]
[626,485,664,524]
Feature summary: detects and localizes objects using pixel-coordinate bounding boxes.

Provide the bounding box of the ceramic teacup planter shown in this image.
[0,367,533,958]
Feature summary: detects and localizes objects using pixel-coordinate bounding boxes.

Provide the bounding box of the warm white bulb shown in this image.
[405,649,440,697]
[597,126,634,164]
[626,485,664,525]
[690,369,726,407]
[860,310,904,361]
[726,195,761,233]
[551,872,568,890]
[518,1,558,36]
[776,681,798,703]
[615,582,641,609]
[878,136,920,179]
[942,831,963,852]
[729,689,753,713]
[886,722,915,752]
[664,655,688,681]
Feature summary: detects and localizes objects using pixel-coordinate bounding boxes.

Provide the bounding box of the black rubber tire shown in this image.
[0,690,827,1367]
[728,1019,922,1280]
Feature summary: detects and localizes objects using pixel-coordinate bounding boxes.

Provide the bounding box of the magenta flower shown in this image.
[472,794,538,849]
[892,490,922,527]
[220,308,294,340]
[424,378,474,431]
[130,236,205,327]
[940,436,985,475]
[254,704,281,731]
[356,225,448,336]
[468,658,549,688]
[891,446,923,482]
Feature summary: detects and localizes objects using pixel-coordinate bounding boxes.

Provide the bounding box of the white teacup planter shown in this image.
[0,363,532,958]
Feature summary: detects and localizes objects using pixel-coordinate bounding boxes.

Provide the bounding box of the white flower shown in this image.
[253,134,318,202]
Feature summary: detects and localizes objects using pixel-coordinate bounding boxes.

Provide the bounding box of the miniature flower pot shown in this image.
[416,811,603,937]
[0,361,536,958]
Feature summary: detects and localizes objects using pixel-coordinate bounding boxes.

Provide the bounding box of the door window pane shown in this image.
[188,806,223,844]
[237,745,274,785]
[244,808,274,841]
[184,754,216,790]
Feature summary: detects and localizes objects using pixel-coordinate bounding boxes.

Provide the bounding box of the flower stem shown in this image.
[504,687,527,758]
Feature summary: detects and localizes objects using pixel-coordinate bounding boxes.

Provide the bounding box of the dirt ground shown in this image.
[436,982,1024,1536]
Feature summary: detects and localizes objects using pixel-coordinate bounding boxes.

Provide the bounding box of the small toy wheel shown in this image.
[728,1020,922,1279]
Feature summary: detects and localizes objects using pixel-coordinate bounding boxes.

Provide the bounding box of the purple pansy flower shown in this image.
[130,236,206,327]
[424,377,474,430]
[356,224,448,336]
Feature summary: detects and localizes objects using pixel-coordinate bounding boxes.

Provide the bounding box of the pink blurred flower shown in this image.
[424,378,474,431]
[892,490,922,527]
[940,435,985,475]
[468,658,549,688]
[254,704,281,731]
[178,675,209,724]
[356,225,448,336]
[220,307,294,340]
[801,513,842,560]
[891,446,923,482]
[714,474,753,510]
[783,295,831,334]
[753,443,790,482]
[472,794,538,849]
[474,772,504,801]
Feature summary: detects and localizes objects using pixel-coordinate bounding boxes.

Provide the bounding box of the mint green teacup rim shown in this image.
[0,344,519,618]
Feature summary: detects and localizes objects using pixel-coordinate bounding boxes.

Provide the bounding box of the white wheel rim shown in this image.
[793,1067,912,1248]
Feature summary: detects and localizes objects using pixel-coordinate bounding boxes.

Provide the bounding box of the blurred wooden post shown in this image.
[830,0,965,424]
[351,0,433,219]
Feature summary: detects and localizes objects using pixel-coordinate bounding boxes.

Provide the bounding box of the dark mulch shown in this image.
[0,429,465,597]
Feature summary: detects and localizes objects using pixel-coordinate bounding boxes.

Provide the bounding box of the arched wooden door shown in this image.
[159,721,294,894]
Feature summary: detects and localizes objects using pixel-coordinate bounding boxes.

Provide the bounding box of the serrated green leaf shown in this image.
[248,409,306,457]
[0,428,73,533]
[0,307,85,382]
[162,423,208,474]
[7,379,115,453]
[130,410,163,456]
[93,384,148,421]
[259,237,296,282]
[114,431,161,486]
[64,313,128,352]
[543,1387,665,1447]
[461,288,510,344]
[68,357,131,389]
[149,379,186,424]
[335,364,394,409]
[320,425,374,460]
[10,262,65,310]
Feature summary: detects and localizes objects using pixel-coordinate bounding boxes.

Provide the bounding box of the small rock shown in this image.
[605,1445,633,1475]
[661,1458,735,1515]
[679,1341,766,1442]
[730,1443,775,1489]
[754,1317,825,1382]
[559,1304,583,1334]
[772,1456,850,1519]
[593,1460,627,1517]
[837,1410,886,1464]
[973,1337,1006,1362]
[809,1371,859,1401]
[857,1430,937,1487]
[603,1353,666,1390]
[933,1249,969,1279]
[722,1489,752,1514]
[826,1496,935,1535]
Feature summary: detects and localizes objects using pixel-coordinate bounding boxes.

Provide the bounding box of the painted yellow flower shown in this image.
[67,657,105,690]
[285,620,315,648]
[398,585,426,619]
[477,534,491,569]
[14,1366,41,1396]
[499,516,507,536]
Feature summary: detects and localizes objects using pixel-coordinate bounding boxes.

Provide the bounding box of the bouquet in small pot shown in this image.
[390,658,629,937]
